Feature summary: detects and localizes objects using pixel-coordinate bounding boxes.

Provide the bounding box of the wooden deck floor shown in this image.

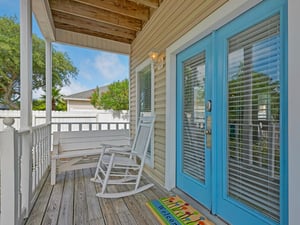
[24,169,171,225]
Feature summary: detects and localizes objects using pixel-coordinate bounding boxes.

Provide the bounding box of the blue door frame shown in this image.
[176,35,212,209]
[176,1,288,224]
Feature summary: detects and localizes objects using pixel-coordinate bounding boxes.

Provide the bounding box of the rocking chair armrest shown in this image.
[103,145,132,152]
[105,150,136,157]
[100,142,131,151]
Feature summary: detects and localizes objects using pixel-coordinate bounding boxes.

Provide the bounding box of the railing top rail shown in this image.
[32,123,51,130]
[51,121,129,124]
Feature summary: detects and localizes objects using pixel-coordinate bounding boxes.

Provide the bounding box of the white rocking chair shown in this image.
[91,116,155,198]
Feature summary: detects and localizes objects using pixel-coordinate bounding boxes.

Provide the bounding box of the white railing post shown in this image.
[0,118,19,225]
[20,128,33,217]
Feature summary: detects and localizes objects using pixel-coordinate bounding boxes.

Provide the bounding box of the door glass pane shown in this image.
[227,14,280,222]
[182,52,206,183]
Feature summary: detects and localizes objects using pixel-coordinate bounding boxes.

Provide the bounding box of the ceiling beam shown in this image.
[49,0,142,31]
[52,11,136,41]
[73,0,150,21]
[55,22,132,43]
[128,0,159,9]
[55,29,131,55]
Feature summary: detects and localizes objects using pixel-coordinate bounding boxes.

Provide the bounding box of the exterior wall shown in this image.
[130,0,228,186]
[67,99,96,111]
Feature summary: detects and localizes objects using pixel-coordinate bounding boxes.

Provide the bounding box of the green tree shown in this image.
[0,16,78,109]
[91,79,129,110]
[90,86,102,109]
[33,87,66,111]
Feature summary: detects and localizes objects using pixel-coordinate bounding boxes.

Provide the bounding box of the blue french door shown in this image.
[176,36,212,209]
[215,1,287,224]
[176,1,287,224]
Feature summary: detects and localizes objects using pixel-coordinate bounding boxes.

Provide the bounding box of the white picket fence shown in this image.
[0,110,129,131]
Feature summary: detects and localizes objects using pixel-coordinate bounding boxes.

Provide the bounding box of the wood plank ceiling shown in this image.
[48,0,163,44]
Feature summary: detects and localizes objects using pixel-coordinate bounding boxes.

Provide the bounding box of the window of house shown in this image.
[136,59,154,166]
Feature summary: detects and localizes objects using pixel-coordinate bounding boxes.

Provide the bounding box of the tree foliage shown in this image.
[91,79,129,110]
[90,86,102,109]
[33,87,66,111]
[0,16,78,109]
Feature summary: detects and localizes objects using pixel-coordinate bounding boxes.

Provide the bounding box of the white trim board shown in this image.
[164,0,262,190]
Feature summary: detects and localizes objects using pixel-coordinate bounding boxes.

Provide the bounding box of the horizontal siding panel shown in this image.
[155,147,165,158]
[155,141,165,151]
[155,123,166,130]
[144,167,165,186]
[154,135,165,145]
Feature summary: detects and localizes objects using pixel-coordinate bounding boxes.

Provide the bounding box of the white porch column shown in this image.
[46,40,52,124]
[20,0,33,216]
[289,0,300,224]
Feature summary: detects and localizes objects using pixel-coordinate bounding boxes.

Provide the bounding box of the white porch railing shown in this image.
[0,118,129,225]
[31,124,51,198]
[0,119,51,225]
[51,121,130,132]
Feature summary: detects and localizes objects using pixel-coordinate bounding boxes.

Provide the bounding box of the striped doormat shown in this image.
[146,196,214,225]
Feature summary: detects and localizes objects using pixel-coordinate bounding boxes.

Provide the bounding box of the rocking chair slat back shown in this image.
[132,116,154,160]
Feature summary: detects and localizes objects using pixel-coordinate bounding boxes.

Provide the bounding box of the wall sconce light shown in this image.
[149,50,165,70]
[149,51,159,62]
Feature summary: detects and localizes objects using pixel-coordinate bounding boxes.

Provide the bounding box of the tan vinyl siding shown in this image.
[130,0,228,186]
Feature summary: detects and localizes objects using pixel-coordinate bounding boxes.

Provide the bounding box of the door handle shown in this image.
[206,115,212,149]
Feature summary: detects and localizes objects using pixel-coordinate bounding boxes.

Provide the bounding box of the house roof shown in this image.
[33,0,164,54]
[64,85,109,101]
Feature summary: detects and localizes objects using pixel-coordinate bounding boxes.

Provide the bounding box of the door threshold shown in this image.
[173,188,229,225]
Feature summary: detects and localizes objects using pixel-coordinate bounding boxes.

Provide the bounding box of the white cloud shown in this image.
[61,80,89,96]
[93,52,128,82]
[32,88,45,100]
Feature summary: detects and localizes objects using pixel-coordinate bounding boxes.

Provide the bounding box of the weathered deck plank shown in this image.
[57,171,74,225]
[25,169,167,225]
[74,169,89,225]
[25,174,53,225]
[41,173,65,225]
[83,169,106,225]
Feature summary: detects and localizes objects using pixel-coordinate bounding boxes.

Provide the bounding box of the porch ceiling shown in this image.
[33,0,163,54]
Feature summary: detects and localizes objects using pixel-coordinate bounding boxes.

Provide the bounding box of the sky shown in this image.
[0,0,129,98]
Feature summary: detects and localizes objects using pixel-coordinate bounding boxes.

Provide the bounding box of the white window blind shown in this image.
[227,14,280,222]
[182,52,206,183]
[138,65,152,113]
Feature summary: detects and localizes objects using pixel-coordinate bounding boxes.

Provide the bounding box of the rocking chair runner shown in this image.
[91,116,155,198]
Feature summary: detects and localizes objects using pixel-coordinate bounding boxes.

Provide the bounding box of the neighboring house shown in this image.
[10,0,299,225]
[63,86,108,111]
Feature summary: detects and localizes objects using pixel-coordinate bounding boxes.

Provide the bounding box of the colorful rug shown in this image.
[146,196,215,225]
